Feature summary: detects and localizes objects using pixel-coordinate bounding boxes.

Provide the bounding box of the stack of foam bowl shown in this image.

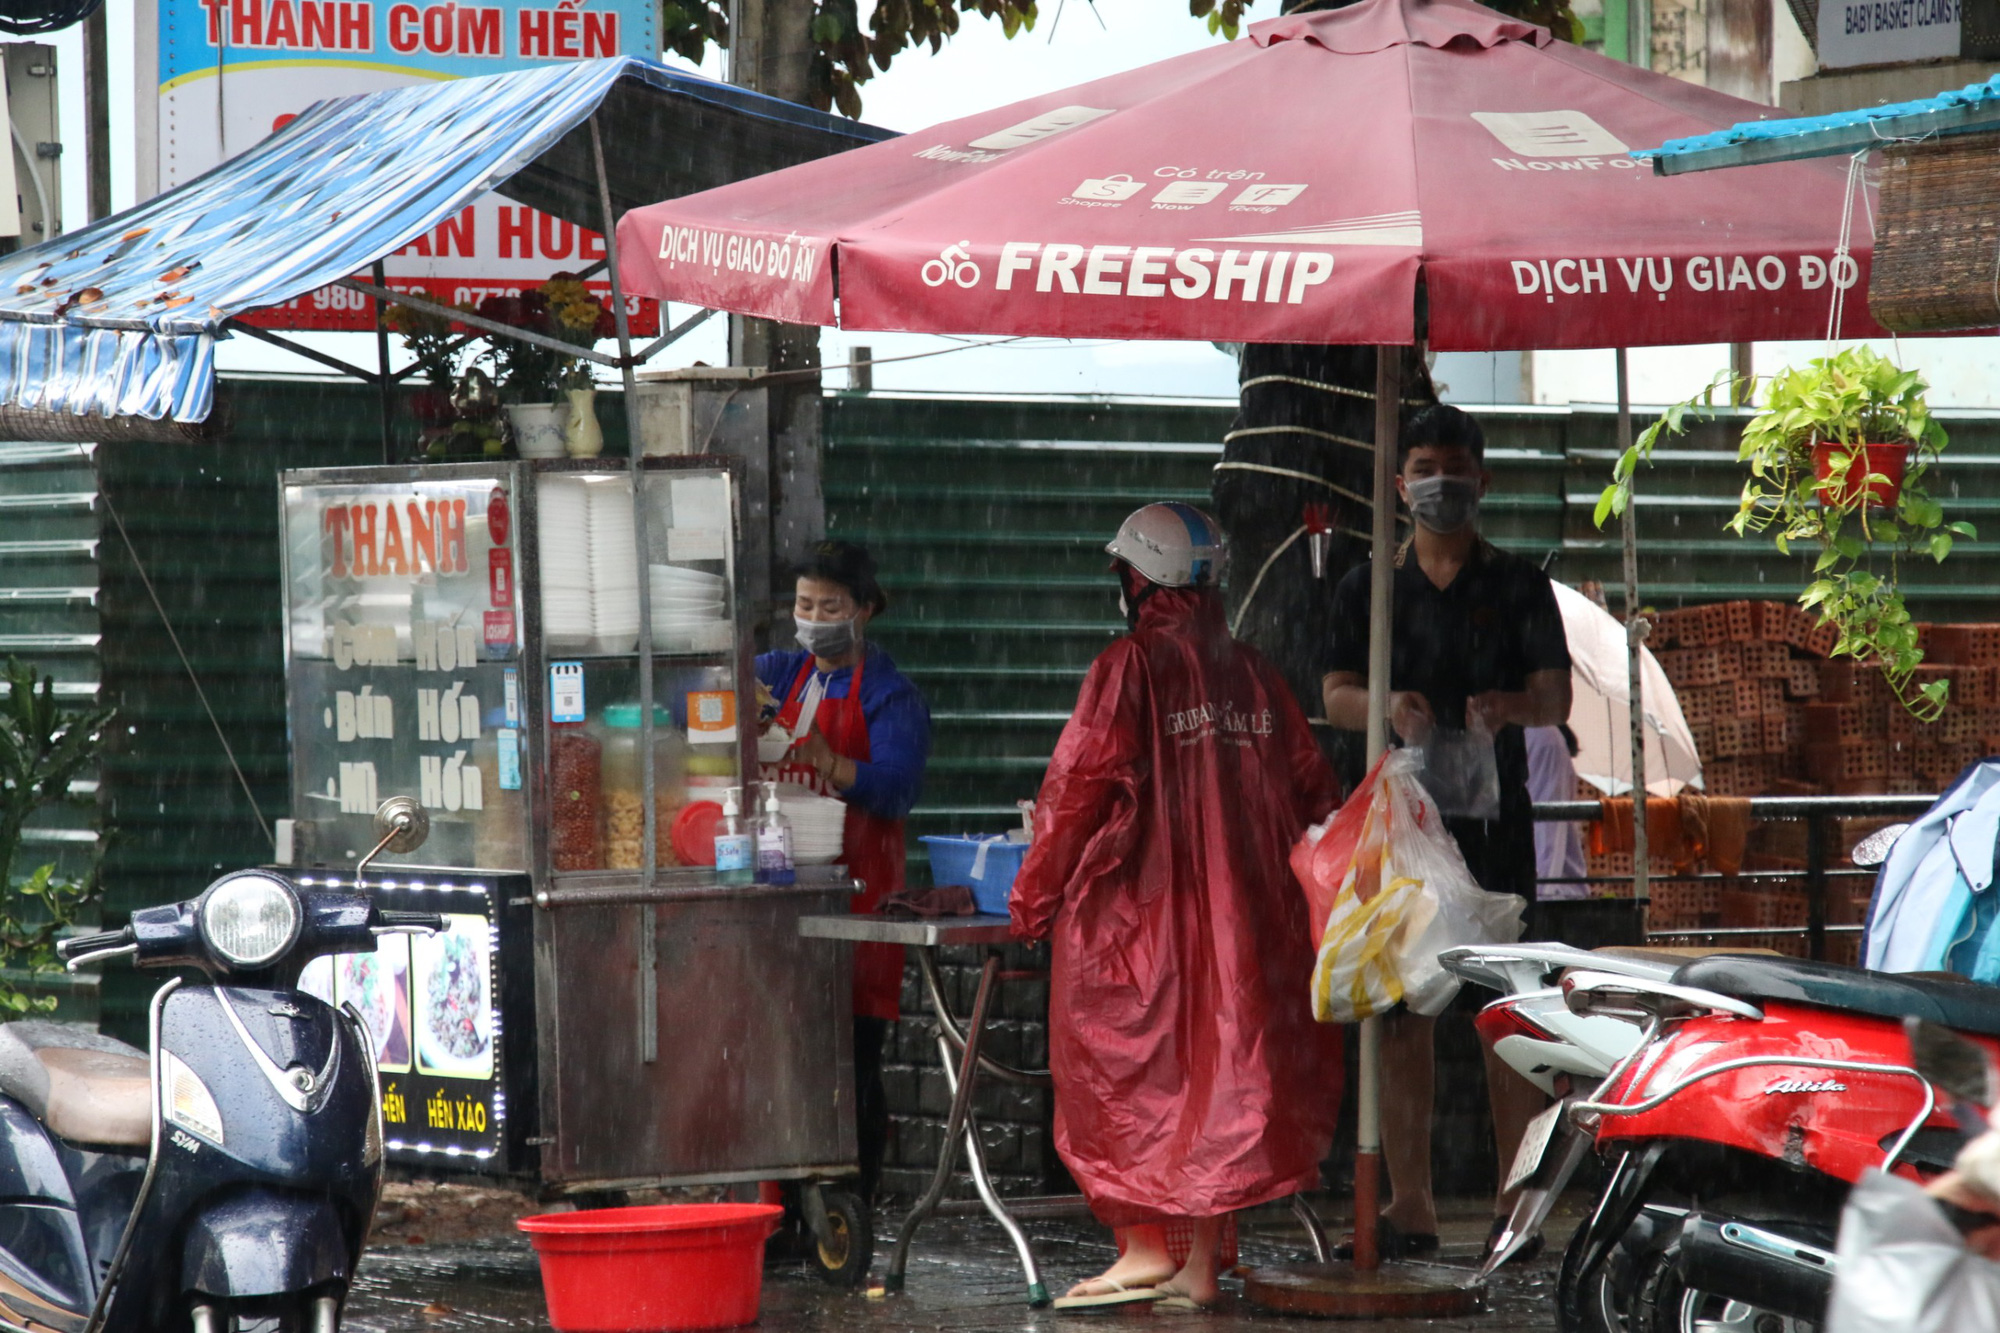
[776,783,846,865]
[586,480,640,655]
[650,564,730,654]
[537,477,592,654]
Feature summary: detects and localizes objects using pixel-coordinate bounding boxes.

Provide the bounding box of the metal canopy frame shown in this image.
[219,124,724,463]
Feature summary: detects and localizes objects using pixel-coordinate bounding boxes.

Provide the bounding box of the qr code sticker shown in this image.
[696,696,725,724]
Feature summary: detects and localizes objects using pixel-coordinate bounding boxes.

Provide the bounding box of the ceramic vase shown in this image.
[563,387,604,458]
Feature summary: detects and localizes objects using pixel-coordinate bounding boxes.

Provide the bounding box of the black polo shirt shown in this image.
[1326,540,1571,899]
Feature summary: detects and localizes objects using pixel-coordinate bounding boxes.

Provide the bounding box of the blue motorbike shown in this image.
[0,797,440,1333]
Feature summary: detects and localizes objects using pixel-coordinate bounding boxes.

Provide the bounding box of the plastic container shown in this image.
[518,1203,782,1332]
[754,782,795,886]
[921,835,1030,914]
[600,703,687,869]
[549,722,603,872]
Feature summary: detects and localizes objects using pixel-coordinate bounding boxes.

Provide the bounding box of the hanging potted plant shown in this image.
[474,289,568,458]
[1598,346,1973,720]
[542,273,615,458]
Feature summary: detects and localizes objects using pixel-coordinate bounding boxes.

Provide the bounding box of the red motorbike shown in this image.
[1551,954,2000,1332]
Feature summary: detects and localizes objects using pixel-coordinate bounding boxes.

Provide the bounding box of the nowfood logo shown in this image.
[913,105,1114,165]
[1473,110,1642,173]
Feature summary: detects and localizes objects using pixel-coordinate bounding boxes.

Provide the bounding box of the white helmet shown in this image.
[1106,503,1228,588]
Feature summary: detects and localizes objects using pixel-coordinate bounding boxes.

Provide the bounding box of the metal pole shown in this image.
[372,261,393,465]
[1354,345,1401,1275]
[1618,349,1649,906]
[591,116,656,891]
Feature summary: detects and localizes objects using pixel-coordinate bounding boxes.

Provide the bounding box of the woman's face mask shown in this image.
[1404,474,1482,534]
[795,615,856,658]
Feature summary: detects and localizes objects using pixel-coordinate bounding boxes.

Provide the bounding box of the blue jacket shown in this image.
[755,642,931,822]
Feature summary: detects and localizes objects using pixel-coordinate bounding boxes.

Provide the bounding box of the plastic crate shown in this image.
[921,835,1029,914]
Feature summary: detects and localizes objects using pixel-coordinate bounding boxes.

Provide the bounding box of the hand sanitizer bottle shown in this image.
[713,787,755,886]
[756,782,795,885]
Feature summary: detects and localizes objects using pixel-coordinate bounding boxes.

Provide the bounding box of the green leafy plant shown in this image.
[1597,348,1973,720]
[0,659,113,1015]
[663,0,1581,120]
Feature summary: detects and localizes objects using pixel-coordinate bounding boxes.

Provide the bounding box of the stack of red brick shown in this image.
[1575,600,2000,964]
[1648,600,1837,796]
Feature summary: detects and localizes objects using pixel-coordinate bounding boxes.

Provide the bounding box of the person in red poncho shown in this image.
[1011,503,1343,1309]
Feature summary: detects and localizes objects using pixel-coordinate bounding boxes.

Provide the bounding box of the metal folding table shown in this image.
[797,912,1063,1305]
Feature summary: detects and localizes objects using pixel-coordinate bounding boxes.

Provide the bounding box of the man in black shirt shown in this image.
[1322,403,1572,1261]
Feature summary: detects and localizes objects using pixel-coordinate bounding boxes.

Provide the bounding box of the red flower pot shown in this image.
[1812,440,1911,510]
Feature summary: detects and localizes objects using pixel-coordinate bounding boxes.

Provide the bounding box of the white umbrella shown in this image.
[1552,581,1703,797]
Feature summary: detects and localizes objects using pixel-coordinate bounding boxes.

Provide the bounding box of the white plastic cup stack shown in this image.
[537,477,593,653]
[586,480,640,655]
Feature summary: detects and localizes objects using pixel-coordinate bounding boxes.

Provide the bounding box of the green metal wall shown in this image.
[79,380,2000,1037]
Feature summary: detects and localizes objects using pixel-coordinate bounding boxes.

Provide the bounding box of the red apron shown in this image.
[774,656,907,1021]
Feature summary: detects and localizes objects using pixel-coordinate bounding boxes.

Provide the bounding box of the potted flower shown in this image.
[474,288,569,458]
[382,302,463,444]
[1598,347,1974,719]
[541,273,615,458]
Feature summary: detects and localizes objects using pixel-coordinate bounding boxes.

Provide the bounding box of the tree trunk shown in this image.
[728,0,825,598]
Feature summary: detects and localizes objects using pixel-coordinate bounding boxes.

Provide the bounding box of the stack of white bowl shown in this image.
[776,782,846,865]
[586,480,640,655]
[650,564,730,653]
[537,477,593,653]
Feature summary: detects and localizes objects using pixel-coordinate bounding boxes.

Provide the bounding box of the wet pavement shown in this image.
[342,1201,1572,1332]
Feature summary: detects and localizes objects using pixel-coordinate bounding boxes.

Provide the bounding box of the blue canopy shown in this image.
[0,58,889,424]
[1640,73,2000,175]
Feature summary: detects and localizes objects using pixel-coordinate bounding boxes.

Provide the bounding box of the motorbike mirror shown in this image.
[355,796,429,890]
[1907,1016,1997,1110]
[1851,823,1910,869]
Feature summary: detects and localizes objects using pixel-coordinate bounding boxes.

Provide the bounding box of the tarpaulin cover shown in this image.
[617,0,1888,351]
[1009,588,1342,1226]
[1648,72,2000,160]
[0,58,887,423]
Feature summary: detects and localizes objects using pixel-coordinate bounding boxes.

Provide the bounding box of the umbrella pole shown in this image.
[1353,344,1402,1275]
[1617,349,1649,909]
[1246,346,1476,1319]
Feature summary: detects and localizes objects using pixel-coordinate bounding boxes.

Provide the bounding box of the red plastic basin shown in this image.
[519,1203,784,1332]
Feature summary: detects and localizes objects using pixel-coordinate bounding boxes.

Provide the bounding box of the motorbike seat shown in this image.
[1672,955,2000,1038]
[0,1022,149,1148]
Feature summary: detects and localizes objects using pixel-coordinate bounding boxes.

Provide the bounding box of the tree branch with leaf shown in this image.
[0,659,113,1015]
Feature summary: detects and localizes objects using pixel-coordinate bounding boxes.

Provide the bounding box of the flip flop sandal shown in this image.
[1331,1218,1440,1262]
[1155,1296,1214,1313]
[1052,1281,1168,1311]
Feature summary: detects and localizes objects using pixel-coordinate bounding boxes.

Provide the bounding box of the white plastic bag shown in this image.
[1302,749,1525,1022]
[1828,1169,2000,1333]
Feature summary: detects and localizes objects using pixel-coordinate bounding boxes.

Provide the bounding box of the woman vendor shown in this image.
[1011,504,1342,1308]
[756,540,931,1204]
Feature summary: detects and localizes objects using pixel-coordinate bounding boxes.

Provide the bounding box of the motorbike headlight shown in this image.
[163,1051,224,1145]
[199,874,301,968]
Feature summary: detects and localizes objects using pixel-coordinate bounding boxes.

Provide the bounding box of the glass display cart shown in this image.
[274,458,865,1260]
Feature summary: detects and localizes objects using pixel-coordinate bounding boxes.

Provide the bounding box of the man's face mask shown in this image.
[795,615,857,658]
[1404,474,1482,534]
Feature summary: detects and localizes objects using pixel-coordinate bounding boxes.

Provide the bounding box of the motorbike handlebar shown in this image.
[57,928,134,961]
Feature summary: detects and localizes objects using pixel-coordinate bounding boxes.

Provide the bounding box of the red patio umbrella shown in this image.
[617,0,1880,350]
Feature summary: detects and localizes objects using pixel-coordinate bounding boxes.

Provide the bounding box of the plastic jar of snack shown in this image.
[600,702,688,869]
[549,721,603,871]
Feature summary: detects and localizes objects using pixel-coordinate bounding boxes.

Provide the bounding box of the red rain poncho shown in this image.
[1011,587,1343,1226]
